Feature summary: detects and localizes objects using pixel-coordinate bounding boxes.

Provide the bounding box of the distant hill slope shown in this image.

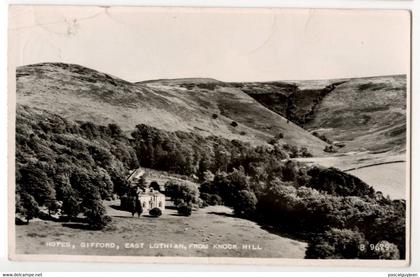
[304,75,407,153]
[16,63,328,155]
[236,76,407,153]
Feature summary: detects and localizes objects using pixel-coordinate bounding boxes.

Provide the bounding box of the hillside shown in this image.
[304,75,407,153]
[236,76,407,153]
[16,63,328,155]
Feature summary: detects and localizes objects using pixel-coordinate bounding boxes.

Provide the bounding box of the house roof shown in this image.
[140,191,165,197]
[127,168,145,182]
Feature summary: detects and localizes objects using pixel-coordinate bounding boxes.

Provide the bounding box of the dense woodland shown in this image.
[15,105,406,259]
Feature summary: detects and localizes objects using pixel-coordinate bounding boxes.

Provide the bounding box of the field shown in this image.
[348,162,406,199]
[15,201,307,258]
[295,152,407,199]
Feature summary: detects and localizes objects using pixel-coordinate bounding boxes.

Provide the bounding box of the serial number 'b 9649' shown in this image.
[359,242,393,252]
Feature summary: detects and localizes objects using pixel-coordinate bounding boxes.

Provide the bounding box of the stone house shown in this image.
[138,188,166,212]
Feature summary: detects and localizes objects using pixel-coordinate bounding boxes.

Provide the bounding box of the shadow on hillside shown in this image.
[142,215,160,218]
[36,211,89,224]
[62,223,95,230]
[207,211,236,218]
[113,215,137,219]
[109,204,127,211]
[257,222,309,243]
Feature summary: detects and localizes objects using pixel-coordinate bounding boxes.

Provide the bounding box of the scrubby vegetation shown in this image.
[312,131,332,144]
[240,81,345,126]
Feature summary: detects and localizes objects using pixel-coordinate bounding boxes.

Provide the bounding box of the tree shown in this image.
[232,190,258,218]
[150,181,161,192]
[45,199,61,216]
[19,193,40,223]
[83,192,110,230]
[18,163,56,206]
[165,181,200,206]
[197,154,212,181]
[91,168,114,200]
[61,192,80,221]
[132,197,143,218]
[281,160,298,182]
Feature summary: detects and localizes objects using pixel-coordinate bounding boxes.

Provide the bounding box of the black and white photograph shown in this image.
[8,5,411,265]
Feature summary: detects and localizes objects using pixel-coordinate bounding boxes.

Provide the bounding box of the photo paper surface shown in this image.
[8,5,411,266]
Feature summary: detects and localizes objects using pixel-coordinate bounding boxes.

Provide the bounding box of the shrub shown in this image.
[312,131,332,144]
[323,145,337,153]
[149,207,162,217]
[276,132,284,139]
[177,203,193,216]
[212,114,218,119]
[299,147,313,157]
[200,192,223,206]
[197,83,217,90]
[88,215,112,230]
[333,142,346,148]
[283,144,299,158]
[231,121,238,127]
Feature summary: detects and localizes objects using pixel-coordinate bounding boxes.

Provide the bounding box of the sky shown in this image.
[9,6,411,82]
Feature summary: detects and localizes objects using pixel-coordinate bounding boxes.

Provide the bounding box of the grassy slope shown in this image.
[16,203,307,258]
[17,63,327,155]
[143,79,328,155]
[238,76,406,153]
[304,75,407,153]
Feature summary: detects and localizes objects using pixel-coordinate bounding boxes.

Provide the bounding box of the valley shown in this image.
[14,62,408,260]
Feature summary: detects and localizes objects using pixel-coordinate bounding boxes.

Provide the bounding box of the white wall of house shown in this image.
[139,194,165,212]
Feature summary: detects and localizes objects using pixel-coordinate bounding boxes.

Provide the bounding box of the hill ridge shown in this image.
[16,62,329,155]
